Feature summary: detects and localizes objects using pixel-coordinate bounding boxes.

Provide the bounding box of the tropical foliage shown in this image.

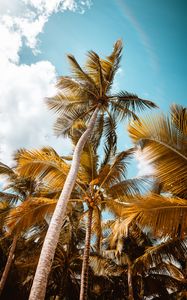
[0,39,186,300]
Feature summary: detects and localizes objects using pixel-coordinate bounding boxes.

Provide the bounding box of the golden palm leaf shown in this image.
[86,50,105,96]
[100,39,123,93]
[53,105,95,137]
[101,110,117,165]
[97,149,133,188]
[67,54,98,94]
[112,193,187,238]
[5,197,57,234]
[171,104,187,135]
[110,91,158,123]
[128,112,187,198]
[57,76,97,99]
[15,147,70,188]
[79,148,98,184]
[46,93,88,116]
[106,177,150,199]
[0,162,15,177]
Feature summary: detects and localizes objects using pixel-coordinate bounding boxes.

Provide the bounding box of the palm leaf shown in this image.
[114,193,187,238]
[46,93,88,116]
[0,162,15,177]
[171,104,187,135]
[101,110,117,166]
[89,254,124,277]
[86,50,105,96]
[15,147,70,188]
[57,76,97,99]
[53,106,95,137]
[134,238,187,274]
[111,91,158,112]
[100,39,123,93]
[129,113,187,198]
[67,54,98,94]
[5,197,57,234]
[0,191,19,204]
[97,149,134,188]
[106,177,151,199]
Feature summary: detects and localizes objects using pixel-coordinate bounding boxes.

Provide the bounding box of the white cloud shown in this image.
[0,60,72,164]
[0,0,91,166]
[0,0,92,55]
[135,148,154,177]
[0,23,22,63]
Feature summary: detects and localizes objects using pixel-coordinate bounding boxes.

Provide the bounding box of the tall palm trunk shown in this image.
[80,207,93,300]
[126,255,134,300]
[0,234,18,296]
[29,106,100,300]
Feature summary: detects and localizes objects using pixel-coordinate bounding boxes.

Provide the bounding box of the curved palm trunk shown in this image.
[0,234,18,296]
[29,106,100,300]
[80,207,93,300]
[126,255,134,300]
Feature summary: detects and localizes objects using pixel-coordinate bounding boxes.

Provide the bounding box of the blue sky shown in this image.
[21,0,187,110]
[0,0,186,175]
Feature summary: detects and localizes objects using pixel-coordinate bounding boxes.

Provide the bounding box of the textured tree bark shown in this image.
[79,207,93,300]
[126,255,134,300]
[29,106,100,300]
[0,234,18,296]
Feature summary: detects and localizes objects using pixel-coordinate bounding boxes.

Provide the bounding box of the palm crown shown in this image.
[47,40,157,156]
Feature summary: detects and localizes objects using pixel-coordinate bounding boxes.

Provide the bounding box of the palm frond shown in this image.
[0,200,12,227]
[57,76,97,99]
[100,39,123,92]
[89,254,124,277]
[106,176,151,199]
[110,100,141,122]
[134,239,187,274]
[90,112,104,151]
[15,147,70,188]
[116,193,187,238]
[98,149,134,188]
[0,191,19,204]
[171,104,187,135]
[86,51,105,96]
[0,162,15,177]
[5,197,57,234]
[129,113,187,198]
[67,54,98,93]
[53,106,95,137]
[111,91,158,112]
[101,110,117,166]
[79,144,98,184]
[147,262,185,282]
[46,93,88,116]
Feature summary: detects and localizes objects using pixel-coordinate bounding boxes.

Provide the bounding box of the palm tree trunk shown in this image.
[80,207,93,300]
[0,234,18,296]
[29,106,100,300]
[95,207,102,254]
[126,255,134,300]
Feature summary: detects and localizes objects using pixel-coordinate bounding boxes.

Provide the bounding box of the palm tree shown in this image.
[15,137,148,300]
[15,40,157,300]
[104,221,187,299]
[0,161,38,296]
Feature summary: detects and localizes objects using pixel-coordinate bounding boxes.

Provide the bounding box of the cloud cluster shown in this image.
[0,0,91,165]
